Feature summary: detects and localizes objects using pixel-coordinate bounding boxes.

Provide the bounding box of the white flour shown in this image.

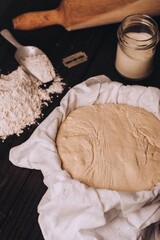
[0,66,64,140]
[22,54,56,83]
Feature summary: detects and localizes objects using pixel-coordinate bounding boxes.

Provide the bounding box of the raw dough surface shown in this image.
[56,104,160,191]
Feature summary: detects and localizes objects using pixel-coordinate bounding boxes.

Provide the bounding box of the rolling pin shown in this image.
[13,0,160,31]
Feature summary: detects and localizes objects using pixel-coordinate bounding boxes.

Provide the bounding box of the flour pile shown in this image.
[0,67,64,140]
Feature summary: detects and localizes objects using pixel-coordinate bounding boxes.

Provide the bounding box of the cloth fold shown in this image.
[9,75,160,240]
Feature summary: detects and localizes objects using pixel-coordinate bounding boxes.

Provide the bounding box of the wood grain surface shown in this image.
[12,0,160,30]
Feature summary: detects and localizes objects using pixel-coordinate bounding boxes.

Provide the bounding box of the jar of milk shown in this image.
[115,14,159,80]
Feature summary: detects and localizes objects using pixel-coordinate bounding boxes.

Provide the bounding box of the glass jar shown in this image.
[115,14,159,80]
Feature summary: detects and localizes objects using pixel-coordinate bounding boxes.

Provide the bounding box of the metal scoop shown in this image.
[0,29,54,82]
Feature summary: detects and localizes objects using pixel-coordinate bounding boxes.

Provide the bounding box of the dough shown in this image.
[56,104,160,191]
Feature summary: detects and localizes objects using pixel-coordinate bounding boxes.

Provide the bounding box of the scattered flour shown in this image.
[22,54,56,83]
[0,66,64,140]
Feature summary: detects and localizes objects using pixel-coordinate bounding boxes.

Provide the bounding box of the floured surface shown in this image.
[0,67,64,140]
[9,76,160,240]
[56,103,160,191]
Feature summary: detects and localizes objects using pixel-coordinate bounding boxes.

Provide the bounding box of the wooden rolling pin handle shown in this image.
[13,8,66,30]
[12,0,160,31]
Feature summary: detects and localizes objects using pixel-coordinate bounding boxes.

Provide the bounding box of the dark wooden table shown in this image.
[0,1,160,239]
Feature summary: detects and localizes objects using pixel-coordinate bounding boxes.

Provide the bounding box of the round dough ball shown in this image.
[56,104,160,191]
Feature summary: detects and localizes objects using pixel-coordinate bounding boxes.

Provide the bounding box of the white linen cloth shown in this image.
[9,75,160,240]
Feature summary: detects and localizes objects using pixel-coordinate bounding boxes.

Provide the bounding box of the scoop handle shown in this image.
[0,29,23,49]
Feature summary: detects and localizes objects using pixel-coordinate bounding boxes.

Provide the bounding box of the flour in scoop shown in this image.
[22,54,56,83]
[0,66,64,140]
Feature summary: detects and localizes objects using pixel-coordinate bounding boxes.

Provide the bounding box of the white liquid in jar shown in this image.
[115,32,154,79]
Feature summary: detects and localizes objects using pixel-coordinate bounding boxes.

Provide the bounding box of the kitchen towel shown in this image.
[10,75,160,240]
